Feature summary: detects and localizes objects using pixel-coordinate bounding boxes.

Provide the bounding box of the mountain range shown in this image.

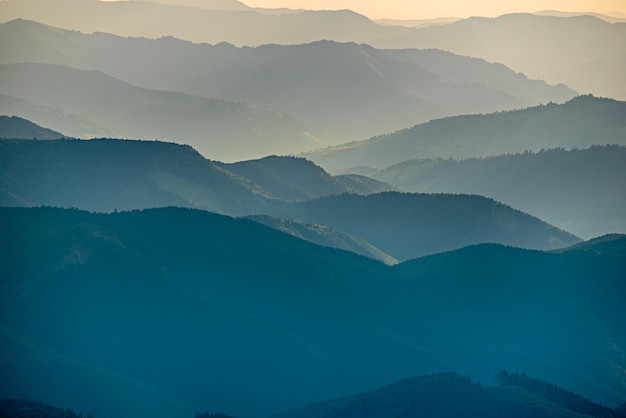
[303,95,626,170]
[371,13,626,101]
[0,0,403,46]
[1,4,623,100]
[0,137,581,260]
[0,19,576,143]
[279,192,579,260]
[1,206,624,418]
[0,138,392,214]
[0,62,320,161]
[369,145,626,239]
[1,3,624,417]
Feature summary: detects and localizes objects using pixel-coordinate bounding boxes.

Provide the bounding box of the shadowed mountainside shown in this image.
[0,207,624,418]
[303,95,626,170]
[370,145,626,239]
[0,138,393,215]
[0,138,272,215]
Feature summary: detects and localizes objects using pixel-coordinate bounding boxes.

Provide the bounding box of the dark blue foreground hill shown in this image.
[1,207,624,418]
[0,398,90,418]
[272,372,626,418]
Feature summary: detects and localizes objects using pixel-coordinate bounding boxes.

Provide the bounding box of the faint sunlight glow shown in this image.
[234,0,626,19]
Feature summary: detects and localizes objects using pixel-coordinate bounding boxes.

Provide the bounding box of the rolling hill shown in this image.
[370,145,626,239]
[0,206,398,418]
[0,138,272,214]
[0,137,581,261]
[0,19,576,142]
[0,323,196,418]
[303,95,626,170]
[1,6,623,418]
[221,156,395,202]
[0,115,64,139]
[0,138,392,215]
[272,372,624,418]
[0,62,321,161]
[0,207,624,418]
[281,192,581,260]
[5,372,625,418]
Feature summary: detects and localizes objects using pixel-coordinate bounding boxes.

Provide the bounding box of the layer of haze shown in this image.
[238,0,626,19]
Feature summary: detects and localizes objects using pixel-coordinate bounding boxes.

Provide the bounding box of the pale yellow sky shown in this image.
[238,0,626,20]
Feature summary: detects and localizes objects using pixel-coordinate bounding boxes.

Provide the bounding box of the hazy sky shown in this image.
[239,0,626,20]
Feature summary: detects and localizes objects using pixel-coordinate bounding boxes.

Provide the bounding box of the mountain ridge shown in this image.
[1,8,622,99]
[371,13,626,100]
[0,115,65,139]
[302,95,626,170]
[271,372,623,418]
[0,137,582,261]
[367,145,626,238]
[0,0,404,46]
[1,206,624,417]
[0,62,321,161]
[0,19,577,143]
[221,155,395,202]
[282,192,580,260]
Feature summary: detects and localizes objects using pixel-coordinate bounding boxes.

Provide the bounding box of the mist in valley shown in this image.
[1,1,625,417]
